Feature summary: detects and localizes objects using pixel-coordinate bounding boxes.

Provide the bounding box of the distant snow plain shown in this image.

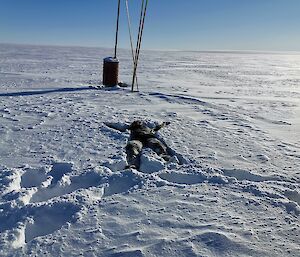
[0,44,299,256]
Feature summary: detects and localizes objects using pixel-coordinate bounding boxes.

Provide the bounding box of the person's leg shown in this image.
[125,140,143,168]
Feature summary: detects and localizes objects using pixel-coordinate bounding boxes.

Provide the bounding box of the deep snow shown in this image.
[0,43,299,256]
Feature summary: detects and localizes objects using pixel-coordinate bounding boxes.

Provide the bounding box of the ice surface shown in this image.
[0,43,299,256]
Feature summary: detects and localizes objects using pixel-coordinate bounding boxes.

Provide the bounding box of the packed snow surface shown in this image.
[0,44,299,256]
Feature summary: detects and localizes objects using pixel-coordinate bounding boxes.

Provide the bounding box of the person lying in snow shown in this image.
[125,120,170,169]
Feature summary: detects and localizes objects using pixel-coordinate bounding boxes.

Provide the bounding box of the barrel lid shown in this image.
[104,57,119,63]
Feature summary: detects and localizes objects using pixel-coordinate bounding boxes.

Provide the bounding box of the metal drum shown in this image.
[102,57,119,87]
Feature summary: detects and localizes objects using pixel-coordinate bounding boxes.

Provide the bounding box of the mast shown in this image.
[114,0,121,59]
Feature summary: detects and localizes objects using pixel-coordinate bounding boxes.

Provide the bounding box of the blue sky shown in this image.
[0,0,300,51]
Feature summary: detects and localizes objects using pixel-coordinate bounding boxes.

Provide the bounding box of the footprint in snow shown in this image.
[24,162,105,203]
[25,163,143,203]
[0,201,81,247]
[20,167,49,188]
[24,202,81,243]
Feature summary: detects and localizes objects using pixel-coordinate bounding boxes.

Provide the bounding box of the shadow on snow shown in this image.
[0,86,93,97]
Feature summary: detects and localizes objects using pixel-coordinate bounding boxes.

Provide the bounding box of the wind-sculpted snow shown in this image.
[0,164,146,252]
[0,44,300,256]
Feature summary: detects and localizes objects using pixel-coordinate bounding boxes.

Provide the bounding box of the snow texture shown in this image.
[0,44,299,256]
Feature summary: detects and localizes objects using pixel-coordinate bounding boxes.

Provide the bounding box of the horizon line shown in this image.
[1,41,300,55]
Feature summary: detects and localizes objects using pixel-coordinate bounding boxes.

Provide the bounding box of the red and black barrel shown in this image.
[102,57,119,87]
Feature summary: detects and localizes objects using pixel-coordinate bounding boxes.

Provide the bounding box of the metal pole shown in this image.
[114,0,121,59]
[125,0,139,88]
[131,0,149,92]
[131,0,145,91]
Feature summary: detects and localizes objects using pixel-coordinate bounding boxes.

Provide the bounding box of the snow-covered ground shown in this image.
[0,43,299,256]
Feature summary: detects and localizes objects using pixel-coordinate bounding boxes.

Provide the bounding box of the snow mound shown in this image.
[140,148,165,173]
[103,154,127,172]
[103,169,145,197]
